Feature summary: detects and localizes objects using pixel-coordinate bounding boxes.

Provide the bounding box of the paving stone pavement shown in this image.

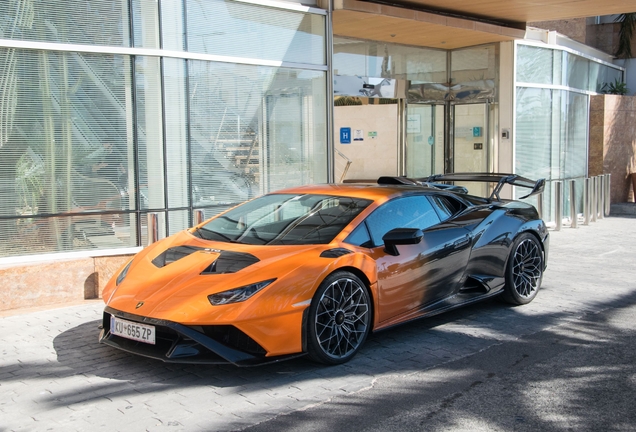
[1,216,635,432]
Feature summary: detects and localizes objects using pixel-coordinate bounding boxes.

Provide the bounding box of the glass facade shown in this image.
[515,43,623,222]
[0,0,327,259]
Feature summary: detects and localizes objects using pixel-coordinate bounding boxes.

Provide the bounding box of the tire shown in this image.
[501,232,544,305]
[306,271,372,365]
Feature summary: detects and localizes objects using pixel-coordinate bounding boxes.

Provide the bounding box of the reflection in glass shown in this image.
[333,37,446,84]
[186,0,325,65]
[0,0,130,46]
[187,61,327,210]
[0,47,133,257]
[517,45,553,85]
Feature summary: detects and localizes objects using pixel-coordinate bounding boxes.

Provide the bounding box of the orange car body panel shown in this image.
[102,184,404,357]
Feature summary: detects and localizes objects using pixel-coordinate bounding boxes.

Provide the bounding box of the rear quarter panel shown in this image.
[452,202,547,287]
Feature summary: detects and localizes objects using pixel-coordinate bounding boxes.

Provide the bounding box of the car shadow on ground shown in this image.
[240,290,636,432]
[1,283,629,412]
[45,296,547,386]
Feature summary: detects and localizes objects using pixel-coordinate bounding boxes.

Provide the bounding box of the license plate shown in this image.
[110,316,156,345]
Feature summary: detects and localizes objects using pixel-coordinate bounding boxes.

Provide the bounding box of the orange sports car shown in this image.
[100,173,549,366]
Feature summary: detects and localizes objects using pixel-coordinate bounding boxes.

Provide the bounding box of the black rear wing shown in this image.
[422,173,545,201]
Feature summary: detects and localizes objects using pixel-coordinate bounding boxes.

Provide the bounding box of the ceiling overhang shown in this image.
[320,0,636,50]
[325,0,526,49]
[374,0,636,25]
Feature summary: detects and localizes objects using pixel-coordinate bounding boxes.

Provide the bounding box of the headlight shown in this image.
[116,260,133,286]
[208,279,276,305]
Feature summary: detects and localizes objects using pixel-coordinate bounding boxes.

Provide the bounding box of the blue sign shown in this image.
[473,127,482,137]
[340,127,351,144]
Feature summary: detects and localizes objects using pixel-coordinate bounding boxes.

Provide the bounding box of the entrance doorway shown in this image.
[405,104,444,178]
[452,103,491,196]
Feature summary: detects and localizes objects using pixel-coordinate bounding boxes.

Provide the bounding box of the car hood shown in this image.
[105,230,327,319]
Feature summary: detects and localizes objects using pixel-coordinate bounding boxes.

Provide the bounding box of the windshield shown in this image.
[193,194,372,245]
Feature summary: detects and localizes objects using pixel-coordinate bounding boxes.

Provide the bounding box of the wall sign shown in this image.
[354,129,364,141]
[340,127,351,144]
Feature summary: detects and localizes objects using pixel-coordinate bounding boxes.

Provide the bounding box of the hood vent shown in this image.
[201,251,260,274]
[152,246,206,268]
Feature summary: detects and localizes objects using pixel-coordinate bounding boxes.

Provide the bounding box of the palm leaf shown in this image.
[615,13,636,59]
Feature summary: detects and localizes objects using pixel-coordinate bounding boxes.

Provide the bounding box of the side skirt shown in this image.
[373,287,504,333]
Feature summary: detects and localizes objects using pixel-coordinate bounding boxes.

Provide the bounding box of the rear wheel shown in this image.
[306,271,371,365]
[501,233,543,305]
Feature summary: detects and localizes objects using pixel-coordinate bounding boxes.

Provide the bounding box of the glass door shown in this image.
[405,104,444,178]
[452,103,490,196]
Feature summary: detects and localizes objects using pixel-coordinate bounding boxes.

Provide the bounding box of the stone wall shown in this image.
[0,254,133,311]
[586,22,620,56]
[586,22,636,58]
[589,95,636,203]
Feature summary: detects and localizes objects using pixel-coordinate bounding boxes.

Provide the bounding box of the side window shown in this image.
[365,196,440,246]
[429,195,465,221]
[344,223,373,248]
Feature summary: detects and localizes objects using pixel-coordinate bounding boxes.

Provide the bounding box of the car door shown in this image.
[347,194,472,323]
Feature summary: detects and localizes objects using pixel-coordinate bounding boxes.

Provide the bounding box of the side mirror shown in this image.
[382,228,423,256]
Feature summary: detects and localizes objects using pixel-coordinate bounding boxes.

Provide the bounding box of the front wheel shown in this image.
[501,233,544,305]
[306,271,372,365]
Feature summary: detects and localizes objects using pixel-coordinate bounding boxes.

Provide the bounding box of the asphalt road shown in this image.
[1,215,635,431]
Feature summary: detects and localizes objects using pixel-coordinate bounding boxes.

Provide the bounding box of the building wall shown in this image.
[0,254,131,311]
[589,95,636,203]
[586,22,621,55]
[334,103,399,181]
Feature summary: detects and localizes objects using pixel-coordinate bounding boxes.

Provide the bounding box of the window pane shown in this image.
[188,61,327,208]
[515,87,553,181]
[0,48,134,257]
[344,223,372,247]
[564,92,588,179]
[593,64,623,93]
[161,0,186,51]
[0,0,130,46]
[517,45,553,85]
[333,37,446,84]
[132,0,160,48]
[168,209,190,235]
[163,58,189,209]
[450,45,497,101]
[186,0,325,65]
[565,53,589,91]
[515,87,557,220]
[135,56,165,210]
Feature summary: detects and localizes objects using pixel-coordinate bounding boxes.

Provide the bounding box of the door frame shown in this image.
[448,100,492,175]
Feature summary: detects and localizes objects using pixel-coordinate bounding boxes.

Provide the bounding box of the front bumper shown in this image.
[99,307,304,366]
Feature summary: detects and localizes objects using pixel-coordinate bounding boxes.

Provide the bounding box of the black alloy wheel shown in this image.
[306,271,371,365]
[502,232,543,305]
